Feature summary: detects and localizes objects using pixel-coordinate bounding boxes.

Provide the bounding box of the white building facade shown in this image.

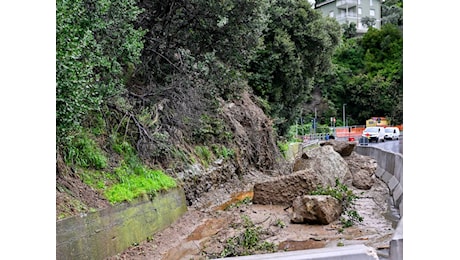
[315,0,382,34]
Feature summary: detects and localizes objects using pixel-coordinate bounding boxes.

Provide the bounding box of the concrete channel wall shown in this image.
[56,187,187,260]
[354,146,403,260]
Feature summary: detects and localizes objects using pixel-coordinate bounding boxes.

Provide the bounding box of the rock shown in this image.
[253,145,351,206]
[320,139,356,157]
[253,171,325,206]
[352,170,375,190]
[290,195,342,225]
[344,152,378,190]
[293,145,352,183]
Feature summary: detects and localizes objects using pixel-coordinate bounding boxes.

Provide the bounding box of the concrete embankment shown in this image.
[56,187,187,260]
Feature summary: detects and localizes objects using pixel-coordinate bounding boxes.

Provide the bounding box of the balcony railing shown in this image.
[336,14,358,24]
[336,0,358,8]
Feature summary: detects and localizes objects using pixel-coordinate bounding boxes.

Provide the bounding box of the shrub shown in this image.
[310,179,363,228]
[64,132,107,169]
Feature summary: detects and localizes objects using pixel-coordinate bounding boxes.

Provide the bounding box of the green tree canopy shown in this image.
[247,0,341,135]
[316,22,403,125]
[382,0,403,27]
[133,0,270,86]
[56,0,145,144]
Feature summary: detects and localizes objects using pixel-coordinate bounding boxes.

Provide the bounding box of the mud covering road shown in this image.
[106,174,397,260]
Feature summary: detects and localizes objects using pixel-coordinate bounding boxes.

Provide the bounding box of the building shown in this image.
[314,0,382,34]
[366,116,388,127]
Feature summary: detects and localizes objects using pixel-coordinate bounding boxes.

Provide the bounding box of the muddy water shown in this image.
[162,218,230,260]
[212,191,254,211]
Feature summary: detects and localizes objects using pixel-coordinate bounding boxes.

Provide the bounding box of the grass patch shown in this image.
[277,141,289,158]
[64,131,107,169]
[61,131,178,209]
[79,170,115,191]
[104,136,177,204]
[105,166,176,204]
[194,145,213,167]
[212,144,235,160]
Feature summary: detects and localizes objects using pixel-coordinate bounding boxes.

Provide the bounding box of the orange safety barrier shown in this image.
[334,124,402,139]
[335,126,365,138]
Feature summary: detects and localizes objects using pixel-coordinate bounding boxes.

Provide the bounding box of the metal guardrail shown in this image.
[301,133,330,142]
[300,133,359,144]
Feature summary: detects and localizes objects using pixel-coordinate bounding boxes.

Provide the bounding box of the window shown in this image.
[370,0,373,6]
[370,9,375,16]
[329,11,334,17]
[358,0,361,4]
[358,7,362,15]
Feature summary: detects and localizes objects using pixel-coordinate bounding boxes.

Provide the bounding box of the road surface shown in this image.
[364,136,403,154]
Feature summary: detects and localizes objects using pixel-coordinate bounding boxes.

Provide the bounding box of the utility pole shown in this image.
[314,107,317,135]
[342,103,346,127]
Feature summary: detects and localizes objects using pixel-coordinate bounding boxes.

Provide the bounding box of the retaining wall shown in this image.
[56,187,187,260]
[354,146,403,260]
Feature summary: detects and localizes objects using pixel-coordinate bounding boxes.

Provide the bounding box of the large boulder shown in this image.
[253,145,351,206]
[252,170,327,206]
[319,140,356,157]
[292,145,352,182]
[290,195,342,225]
[344,152,378,190]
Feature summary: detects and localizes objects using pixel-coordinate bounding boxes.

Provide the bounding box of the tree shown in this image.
[133,0,270,86]
[247,0,341,135]
[56,0,145,144]
[361,24,403,78]
[342,22,357,39]
[381,0,403,27]
[315,21,403,126]
[361,17,376,28]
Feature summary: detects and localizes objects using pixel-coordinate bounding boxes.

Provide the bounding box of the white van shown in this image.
[362,126,385,143]
[384,127,400,140]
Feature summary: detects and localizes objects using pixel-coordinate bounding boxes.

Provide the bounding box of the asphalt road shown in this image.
[365,136,403,154]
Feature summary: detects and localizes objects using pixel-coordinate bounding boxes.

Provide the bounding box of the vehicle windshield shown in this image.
[385,128,393,133]
[365,127,379,133]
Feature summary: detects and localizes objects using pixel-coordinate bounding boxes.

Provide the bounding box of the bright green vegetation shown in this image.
[276,141,290,158]
[104,136,177,204]
[220,215,276,257]
[66,132,177,205]
[104,168,176,204]
[274,219,286,229]
[310,179,363,228]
